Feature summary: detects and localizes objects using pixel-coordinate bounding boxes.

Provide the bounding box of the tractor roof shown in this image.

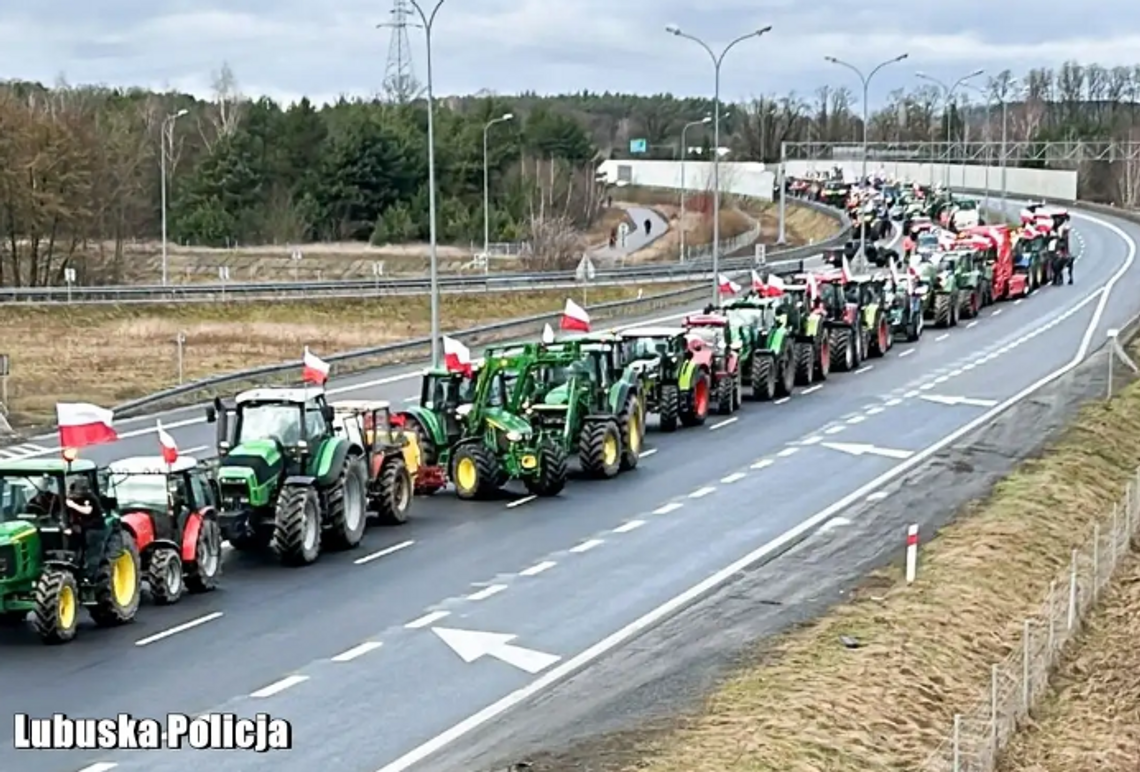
[0,458,98,474]
[619,326,686,338]
[683,314,728,327]
[330,399,392,412]
[236,387,324,405]
[109,456,200,474]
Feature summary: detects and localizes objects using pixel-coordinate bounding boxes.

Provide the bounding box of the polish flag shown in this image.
[751,269,765,292]
[302,347,330,385]
[840,255,854,283]
[443,336,472,375]
[157,421,178,465]
[888,258,901,286]
[763,273,785,297]
[717,273,741,295]
[805,272,821,302]
[542,323,555,344]
[57,403,117,450]
[560,299,591,332]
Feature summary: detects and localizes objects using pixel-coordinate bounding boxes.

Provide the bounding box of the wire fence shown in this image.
[919,465,1140,772]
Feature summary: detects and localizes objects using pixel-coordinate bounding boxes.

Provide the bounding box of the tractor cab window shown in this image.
[0,474,47,521]
[108,471,169,511]
[237,402,303,447]
[303,401,328,444]
[687,326,724,351]
[938,256,957,273]
[843,283,860,304]
[859,283,878,305]
[626,337,661,359]
[486,372,510,407]
[189,470,215,509]
[916,232,938,251]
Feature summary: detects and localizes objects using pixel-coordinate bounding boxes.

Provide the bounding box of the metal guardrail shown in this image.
[0,200,836,305]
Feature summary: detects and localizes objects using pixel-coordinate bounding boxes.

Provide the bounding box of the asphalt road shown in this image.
[3,203,1137,772]
[589,205,669,261]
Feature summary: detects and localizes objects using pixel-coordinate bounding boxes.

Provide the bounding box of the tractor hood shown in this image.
[543,383,570,405]
[218,438,284,484]
[484,408,532,437]
[0,520,35,546]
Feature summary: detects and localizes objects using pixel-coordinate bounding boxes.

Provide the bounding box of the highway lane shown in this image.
[7,205,1135,772]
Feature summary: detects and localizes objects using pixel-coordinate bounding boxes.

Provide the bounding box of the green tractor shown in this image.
[877,271,925,342]
[514,340,643,477]
[397,356,568,500]
[910,253,962,328]
[716,295,797,400]
[617,326,712,431]
[769,264,832,384]
[206,387,369,566]
[941,248,989,320]
[0,459,141,644]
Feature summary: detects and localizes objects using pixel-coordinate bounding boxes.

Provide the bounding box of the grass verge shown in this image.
[622,355,1140,771]
[0,283,692,427]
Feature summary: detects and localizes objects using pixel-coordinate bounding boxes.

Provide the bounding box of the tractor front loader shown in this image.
[206,387,368,566]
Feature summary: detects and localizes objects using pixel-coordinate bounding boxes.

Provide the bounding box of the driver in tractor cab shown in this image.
[66,475,106,582]
[167,474,189,519]
[26,475,62,517]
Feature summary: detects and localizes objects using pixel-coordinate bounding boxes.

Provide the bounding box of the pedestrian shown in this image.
[609,227,616,248]
[65,476,107,582]
[644,218,651,235]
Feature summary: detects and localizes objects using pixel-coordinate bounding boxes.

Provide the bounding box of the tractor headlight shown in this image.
[506,431,522,442]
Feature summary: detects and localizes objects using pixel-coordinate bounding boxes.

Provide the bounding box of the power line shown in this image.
[379,0,422,103]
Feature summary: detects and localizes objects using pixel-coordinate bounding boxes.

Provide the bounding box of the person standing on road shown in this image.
[644,218,651,236]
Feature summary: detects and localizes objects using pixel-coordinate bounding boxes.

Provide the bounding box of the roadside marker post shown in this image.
[905,523,919,583]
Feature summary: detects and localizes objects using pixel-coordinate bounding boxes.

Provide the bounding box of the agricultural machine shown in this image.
[937,248,990,319]
[331,400,416,524]
[617,326,711,430]
[876,271,925,342]
[909,254,962,328]
[0,459,141,644]
[770,263,832,384]
[107,455,223,604]
[206,387,369,565]
[716,295,797,400]
[682,314,742,414]
[959,225,1016,300]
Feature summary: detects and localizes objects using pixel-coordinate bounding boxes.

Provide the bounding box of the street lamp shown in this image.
[961,83,992,208]
[994,78,1020,209]
[406,0,445,366]
[917,69,984,187]
[666,23,772,306]
[160,108,188,287]
[482,112,513,270]
[824,53,907,258]
[679,116,711,261]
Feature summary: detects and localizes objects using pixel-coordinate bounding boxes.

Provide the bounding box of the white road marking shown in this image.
[1014,298,1023,305]
[506,495,537,509]
[750,459,774,470]
[898,349,915,357]
[855,365,872,374]
[720,472,747,484]
[800,385,822,395]
[920,383,935,390]
[885,397,903,406]
[949,369,963,377]
[818,516,851,533]
[934,375,949,383]
[332,641,384,662]
[846,415,865,424]
[800,435,823,445]
[688,486,716,498]
[134,612,223,647]
[935,333,949,341]
[866,406,885,415]
[776,447,799,457]
[709,417,737,430]
[613,519,646,533]
[371,212,1138,772]
[250,675,309,698]
[824,425,845,434]
[652,502,684,514]
[904,390,920,398]
[866,490,890,501]
[77,765,118,772]
[640,448,658,457]
[991,309,1003,316]
[774,396,790,405]
[403,396,419,402]
[966,321,978,328]
[466,584,508,601]
[570,539,604,553]
[520,560,556,576]
[354,539,415,565]
[406,610,451,629]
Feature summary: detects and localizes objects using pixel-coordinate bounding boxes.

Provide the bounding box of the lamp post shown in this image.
[666,23,772,305]
[160,108,188,287]
[679,116,711,262]
[406,0,445,366]
[482,113,513,270]
[824,53,907,259]
[917,69,984,188]
[995,78,1020,210]
[961,83,992,208]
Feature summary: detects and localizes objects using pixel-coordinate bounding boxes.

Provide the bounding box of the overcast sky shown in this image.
[1,1,1137,108]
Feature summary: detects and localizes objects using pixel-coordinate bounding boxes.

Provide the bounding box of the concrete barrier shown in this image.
[596,159,1079,203]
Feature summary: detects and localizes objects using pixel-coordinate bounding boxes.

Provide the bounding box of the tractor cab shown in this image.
[107,456,213,533]
[618,326,687,365]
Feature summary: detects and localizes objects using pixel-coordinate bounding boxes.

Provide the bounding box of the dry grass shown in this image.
[998,554,1140,771]
[0,283,690,427]
[627,372,1140,772]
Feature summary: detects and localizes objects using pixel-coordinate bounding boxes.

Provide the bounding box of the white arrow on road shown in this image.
[820,441,913,460]
[432,627,561,674]
[920,394,998,407]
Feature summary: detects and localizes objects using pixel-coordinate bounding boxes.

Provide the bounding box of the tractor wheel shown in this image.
[716,374,734,414]
[869,316,890,358]
[906,311,922,342]
[404,415,437,466]
[933,294,952,327]
[966,290,980,318]
[830,328,853,372]
[680,372,710,427]
[658,384,680,432]
[451,443,499,500]
[324,460,368,550]
[814,333,831,380]
[950,295,960,327]
[32,569,80,644]
[617,394,642,471]
[777,345,797,397]
[525,441,567,497]
[793,341,814,385]
[271,486,322,566]
[186,517,222,594]
[148,548,184,606]
[372,457,413,525]
[751,353,776,401]
[579,419,622,479]
[90,535,141,626]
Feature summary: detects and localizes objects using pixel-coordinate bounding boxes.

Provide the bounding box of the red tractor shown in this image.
[107,456,223,604]
[958,225,1015,300]
[682,314,741,415]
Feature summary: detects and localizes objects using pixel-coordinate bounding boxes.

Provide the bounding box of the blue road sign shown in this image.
[629,138,647,153]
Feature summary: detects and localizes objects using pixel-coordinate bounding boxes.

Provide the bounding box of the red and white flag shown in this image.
[805,272,821,301]
[442,336,472,375]
[840,255,854,283]
[751,269,765,292]
[542,323,555,344]
[762,273,785,297]
[302,347,330,385]
[888,258,901,286]
[717,273,741,295]
[560,298,591,332]
[57,402,117,450]
[157,420,178,465]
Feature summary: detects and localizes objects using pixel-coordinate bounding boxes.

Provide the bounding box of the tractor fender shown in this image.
[120,512,155,554]
[283,475,317,488]
[313,440,350,488]
[608,381,637,414]
[767,325,787,354]
[180,510,216,563]
[400,406,447,448]
[43,558,79,573]
[724,353,738,374]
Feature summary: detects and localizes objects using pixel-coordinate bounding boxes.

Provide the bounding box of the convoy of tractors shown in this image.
[0,176,1074,644]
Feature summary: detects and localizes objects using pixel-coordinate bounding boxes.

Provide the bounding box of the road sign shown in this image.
[629,138,647,154]
[575,255,596,282]
[617,221,629,248]
[218,266,230,281]
[63,268,76,283]
[432,626,561,674]
[372,261,385,277]
[291,249,302,261]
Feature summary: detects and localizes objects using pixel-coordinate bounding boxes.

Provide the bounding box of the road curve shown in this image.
[589,204,670,261]
[1,203,1137,772]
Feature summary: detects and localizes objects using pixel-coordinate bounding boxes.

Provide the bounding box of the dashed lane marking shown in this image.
[520,560,557,576]
[354,540,415,565]
[652,502,684,514]
[720,472,747,484]
[250,675,309,698]
[332,641,383,662]
[570,539,604,553]
[466,584,508,601]
[688,486,716,498]
[134,612,223,647]
[613,519,646,533]
[406,610,450,629]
